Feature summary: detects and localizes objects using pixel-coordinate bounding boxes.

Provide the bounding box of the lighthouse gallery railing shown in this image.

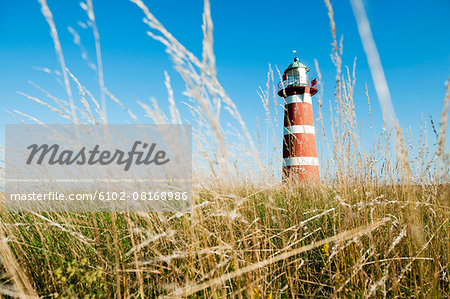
[277,76,317,93]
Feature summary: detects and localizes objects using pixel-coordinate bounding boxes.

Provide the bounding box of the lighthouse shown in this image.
[278,57,320,182]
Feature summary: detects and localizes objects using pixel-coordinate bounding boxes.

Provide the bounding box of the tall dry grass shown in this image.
[0,0,448,297]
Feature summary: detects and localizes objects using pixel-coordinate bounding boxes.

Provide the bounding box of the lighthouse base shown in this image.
[282,165,320,183]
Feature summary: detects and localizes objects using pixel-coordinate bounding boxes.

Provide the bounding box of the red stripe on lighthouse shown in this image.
[283,133,318,158]
[284,102,315,127]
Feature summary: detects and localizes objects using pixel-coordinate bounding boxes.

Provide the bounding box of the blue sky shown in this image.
[1,0,449,165]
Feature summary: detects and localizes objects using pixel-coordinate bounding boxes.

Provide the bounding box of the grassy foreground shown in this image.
[0,183,448,297]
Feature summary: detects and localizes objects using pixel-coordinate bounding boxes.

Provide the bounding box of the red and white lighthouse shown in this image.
[278,57,319,182]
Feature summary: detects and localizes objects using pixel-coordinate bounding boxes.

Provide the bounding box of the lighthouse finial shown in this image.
[292,50,298,62]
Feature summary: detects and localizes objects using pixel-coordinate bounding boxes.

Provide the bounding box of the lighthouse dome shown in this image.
[284,57,310,74]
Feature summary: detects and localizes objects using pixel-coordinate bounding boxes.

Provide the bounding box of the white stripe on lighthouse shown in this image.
[284,157,319,166]
[285,94,312,105]
[283,125,316,135]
